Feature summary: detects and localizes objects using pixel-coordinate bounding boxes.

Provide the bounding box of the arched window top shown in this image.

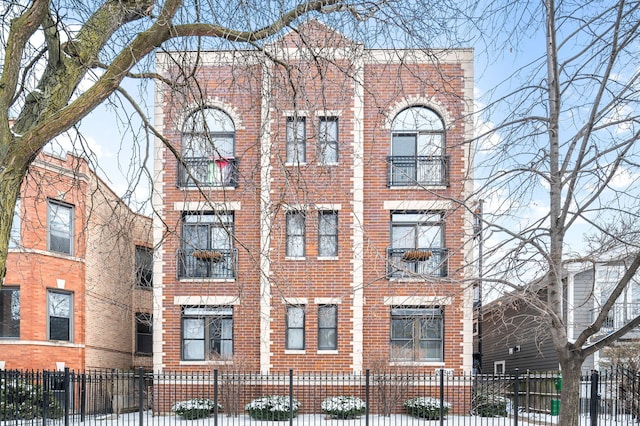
[179,107,237,188]
[391,107,444,132]
[388,106,447,187]
[183,107,235,134]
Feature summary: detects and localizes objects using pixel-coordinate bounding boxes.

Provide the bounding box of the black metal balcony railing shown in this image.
[386,155,449,187]
[386,247,449,278]
[178,248,238,279]
[593,302,640,332]
[178,157,238,188]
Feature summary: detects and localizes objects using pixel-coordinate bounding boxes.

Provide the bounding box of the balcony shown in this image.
[178,248,237,279]
[386,156,449,187]
[593,302,640,334]
[178,157,238,188]
[386,247,449,278]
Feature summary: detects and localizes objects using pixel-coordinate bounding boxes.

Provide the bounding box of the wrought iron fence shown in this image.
[1,368,639,425]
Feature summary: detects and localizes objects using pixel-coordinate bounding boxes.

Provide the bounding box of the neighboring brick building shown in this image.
[1,152,153,371]
[153,21,475,374]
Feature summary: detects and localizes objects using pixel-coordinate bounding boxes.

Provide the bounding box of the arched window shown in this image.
[180,108,237,187]
[388,107,447,186]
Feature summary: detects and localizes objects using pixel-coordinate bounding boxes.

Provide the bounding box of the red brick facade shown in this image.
[154,21,474,374]
[1,152,152,371]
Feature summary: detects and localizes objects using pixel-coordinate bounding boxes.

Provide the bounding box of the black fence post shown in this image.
[365,369,370,426]
[513,369,519,426]
[81,372,86,422]
[64,367,70,426]
[214,369,219,426]
[590,370,599,426]
[42,370,48,426]
[439,368,445,426]
[138,368,144,426]
[289,369,294,426]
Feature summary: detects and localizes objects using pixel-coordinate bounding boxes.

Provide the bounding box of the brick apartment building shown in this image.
[153,21,475,374]
[1,152,153,371]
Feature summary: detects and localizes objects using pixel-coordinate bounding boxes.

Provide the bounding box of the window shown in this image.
[135,313,153,355]
[494,360,506,375]
[0,287,20,338]
[286,305,305,350]
[388,211,447,277]
[48,290,72,341]
[286,116,306,164]
[318,305,337,350]
[48,200,73,255]
[286,211,305,257]
[389,106,446,186]
[180,108,236,187]
[182,306,233,360]
[9,199,20,249]
[318,117,338,164]
[180,212,235,279]
[318,211,338,257]
[390,307,443,362]
[135,246,153,288]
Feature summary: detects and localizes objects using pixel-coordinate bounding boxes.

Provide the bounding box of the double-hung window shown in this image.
[182,306,233,360]
[389,107,446,186]
[48,200,73,255]
[318,117,338,164]
[286,116,306,164]
[389,211,446,277]
[390,307,443,362]
[318,211,338,257]
[9,199,20,249]
[286,305,305,350]
[48,290,72,341]
[181,108,236,187]
[181,212,235,279]
[286,211,305,257]
[135,313,153,355]
[0,287,20,338]
[318,305,337,350]
[135,246,153,288]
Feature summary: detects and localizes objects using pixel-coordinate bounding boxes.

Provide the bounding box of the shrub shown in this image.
[321,396,367,419]
[403,396,450,420]
[244,395,300,421]
[472,393,508,417]
[0,378,63,420]
[172,398,219,420]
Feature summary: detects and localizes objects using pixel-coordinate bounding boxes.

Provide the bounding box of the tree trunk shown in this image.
[0,150,29,284]
[558,355,586,426]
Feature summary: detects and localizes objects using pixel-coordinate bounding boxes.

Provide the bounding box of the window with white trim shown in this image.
[286,116,306,164]
[182,306,233,360]
[318,211,338,257]
[318,117,338,164]
[286,211,305,257]
[286,305,305,350]
[390,307,443,362]
[48,290,73,342]
[318,305,337,350]
[389,106,446,186]
[180,108,236,187]
[48,200,73,255]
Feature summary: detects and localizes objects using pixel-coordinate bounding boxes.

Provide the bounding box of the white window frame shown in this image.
[47,200,74,255]
[47,290,73,342]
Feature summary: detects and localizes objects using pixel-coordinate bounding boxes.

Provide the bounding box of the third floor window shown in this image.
[388,106,447,187]
[180,108,237,187]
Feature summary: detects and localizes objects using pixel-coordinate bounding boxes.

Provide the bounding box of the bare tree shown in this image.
[473,0,640,424]
[4,0,473,283]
